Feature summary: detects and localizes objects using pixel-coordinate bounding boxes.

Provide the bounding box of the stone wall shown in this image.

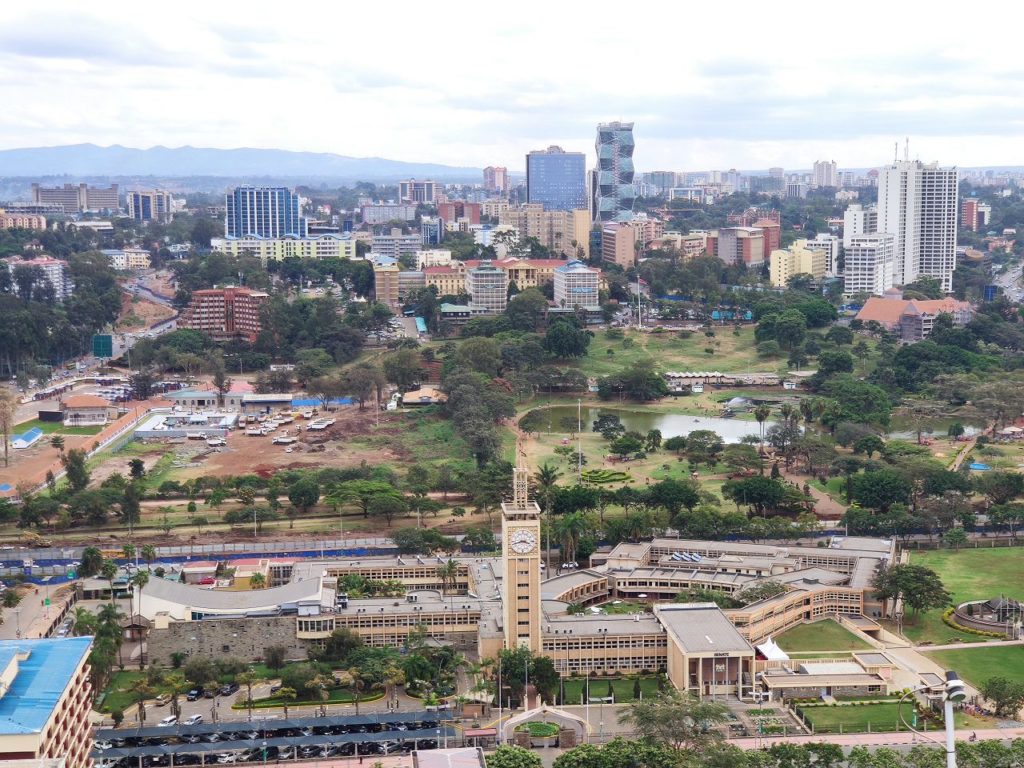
[147,616,310,666]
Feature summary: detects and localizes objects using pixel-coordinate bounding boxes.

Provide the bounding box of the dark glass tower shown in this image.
[594,121,636,222]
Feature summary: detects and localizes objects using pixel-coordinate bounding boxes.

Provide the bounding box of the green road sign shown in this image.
[44,598,50,606]
[92,334,113,358]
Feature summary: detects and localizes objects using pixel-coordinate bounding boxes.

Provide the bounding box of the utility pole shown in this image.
[577,398,583,483]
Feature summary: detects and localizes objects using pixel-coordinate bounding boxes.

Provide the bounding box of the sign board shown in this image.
[92,334,113,358]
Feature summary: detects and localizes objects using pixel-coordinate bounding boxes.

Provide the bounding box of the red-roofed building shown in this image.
[61,394,116,426]
[463,257,587,291]
[855,292,974,341]
[424,264,467,297]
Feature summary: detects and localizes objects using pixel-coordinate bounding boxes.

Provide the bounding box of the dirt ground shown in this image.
[139,271,176,299]
[115,292,176,332]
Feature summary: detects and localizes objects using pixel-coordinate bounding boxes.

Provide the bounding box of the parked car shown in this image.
[219,682,239,696]
[182,714,203,726]
[186,688,203,701]
[155,694,170,707]
[157,716,177,727]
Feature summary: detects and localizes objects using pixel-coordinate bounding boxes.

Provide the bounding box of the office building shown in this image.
[421,217,444,246]
[398,180,438,204]
[786,182,809,199]
[1,256,74,300]
[553,260,601,310]
[843,233,896,296]
[0,637,93,768]
[526,146,587,212]
[961,198,992,232]
[601,222,638,269]
[483,166,509,194]
[805,233,841,277]
[842,203,878,248]
[225,186,306,239]
[127,189,173,224]
[716,227,765,268]
[31,183,118,214]
[211,234,358,262]
[812,160,838,188]
[466,261,508,315]
[437,201,481,228]
[752,217,781,255]
[769,240,828,287]
[649,231,707,260]
[360,203,417,225]
[180,287,268,342]
[415,249,452,269]
[856,291,974,341]
[370,229,422,260]
[642,171,679,197]
[0,210,46,230]
[424,264,467,297]
[372,264,401,311]
[876,160,959,291]
[498,205,591,258]
[398,270,425,301]
[593,121,636,222]
[463,257,590,293]
[101,248,151,271]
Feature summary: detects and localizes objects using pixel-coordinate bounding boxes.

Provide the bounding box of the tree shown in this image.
[294,348,334,386]
[663,435,686,454]
[287,476,320,525]
[277,687,297,719]
[618,689,728,750]
[773,309,808,351]
[80,546,103,577]
[183,656,219,689]
[723,476,787,517]
[686,430,724,467]
[0,391,17,468]
[368,494,407,527]
[236,670,258,717]
[609,434,643,458]
[486,745,542,768]
[317,627,364,664]
[100,559,118,605]
[825,325,854,346]
[382,348,423,392]
[647,478,700,516]
[851,469,912,512]
[980,676,1024,717]
[307,375,344,410]
[942,527,968,550]
[852,435,885,458]
[264,645,287,670]
[644,429,662,452]
[49,434,65,456]
[249,572,266,589]
[533,463,562,513]
[505,288,549,332]
[976,471,1024,506]
[130,570,149,627]
[544,321,591,358]
[205,353,231,408]
[341,364,386,410]
[62,448,90,493]
[596,360,669,401]
[873,564,951,622]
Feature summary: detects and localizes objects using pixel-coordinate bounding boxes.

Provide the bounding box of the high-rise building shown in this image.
[601,222,637,269]
[752,218,781,255]
[372,263,401,312]
[877,160,958,291]
[127,189,173,223]
[225,186,306,239]
[553,260,600,310]
[466,260,509,315]
[437,202,482,228]
[593,121,636,222]
[715,227,765,268]
[0,637,93,768]
[31,182,119,214]
[483,166,509,194]
[498,204,591,258]
[812,160,838,188]
[960,198,992,233]
[1,256,74,300]
[842,203,878,248]
[526,146,587,212]
[398,179,438,204]
[805,233,841,277]
[501,466,543,651]
[180,287,269,342]
[769,239,828,287]
[642,171,679,197]
[843,233,896,296]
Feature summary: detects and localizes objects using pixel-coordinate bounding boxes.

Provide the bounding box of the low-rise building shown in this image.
[370,229,423,260]
[769,239,827,287]
[101,248,151,271]
[805,233,841,276]
[553,259,600,310]
[855,292,975,341]
[649,231,706,260]
[466,261,508,315]
[360,203,417,225]
[0,210,46,230]
[211,234,358,262]
[61,394,115,426]
[416,249,452,269]
[713,227,765,268]
[424,264,467,297]
[398,270,426,300]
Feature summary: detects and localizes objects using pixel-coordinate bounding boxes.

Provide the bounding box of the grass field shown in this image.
[800,703,917,734]
[98,670,169,714]
[925,646,1024,688]
[898,547,1024,645]
[14,418,104,436]
[561,676,660,704]
[776,619,872,653]
[238,688,384,710]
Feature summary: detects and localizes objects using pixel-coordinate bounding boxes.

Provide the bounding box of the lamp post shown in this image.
[897,670,967,768]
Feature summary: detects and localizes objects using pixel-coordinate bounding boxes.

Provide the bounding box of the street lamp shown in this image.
[13,607,21,639]
[897,671,967,768]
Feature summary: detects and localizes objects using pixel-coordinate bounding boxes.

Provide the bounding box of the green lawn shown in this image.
[238,688,384,709]
[899,547,1024,645]
[597,600,650,615]
[14,418,104,436]
[776,619,872,653]
[561,676,660,704]
[98,670,172,714]
[925,646,1024,688]
[799,703,917,734]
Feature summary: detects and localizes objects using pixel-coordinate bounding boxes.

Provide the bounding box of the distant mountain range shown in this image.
[0,144,482,182]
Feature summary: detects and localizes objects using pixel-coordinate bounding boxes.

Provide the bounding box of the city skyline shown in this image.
[2,1,1022,171]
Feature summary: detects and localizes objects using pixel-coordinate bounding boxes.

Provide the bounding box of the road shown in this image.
[993,259,1023,303]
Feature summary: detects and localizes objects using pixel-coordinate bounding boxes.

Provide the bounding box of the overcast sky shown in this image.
[2,1,1022,172]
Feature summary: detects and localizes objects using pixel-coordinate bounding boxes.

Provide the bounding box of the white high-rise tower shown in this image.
[876,160,958,292]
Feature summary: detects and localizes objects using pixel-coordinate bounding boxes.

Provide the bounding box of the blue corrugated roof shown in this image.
[12,427,43,444]
[0,637,92,734]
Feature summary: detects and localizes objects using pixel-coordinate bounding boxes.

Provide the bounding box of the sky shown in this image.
[2,1,1023,173]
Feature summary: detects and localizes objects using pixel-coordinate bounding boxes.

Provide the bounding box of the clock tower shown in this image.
[501,465,543,652]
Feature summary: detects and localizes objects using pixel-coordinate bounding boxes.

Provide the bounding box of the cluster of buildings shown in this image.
[0,255,75,300]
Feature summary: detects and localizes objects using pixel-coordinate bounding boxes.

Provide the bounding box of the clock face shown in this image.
[509,529,537,555]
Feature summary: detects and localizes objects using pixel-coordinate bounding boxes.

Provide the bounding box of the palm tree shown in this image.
[71,606,98,636]
[140,544,157,570]
[236,671,258,719]
[779,403,796,426]
[384,665,405,710]
[163,672,190,720]
[122,544,136,563]
[249,572,267,590]
[49,435,65,456]
[754,404,770,446]
[435,559,459,610]
[97,602,125,669]
[130,571,149,668]
[799,399,814,426]
[305,673,333,714]
[347,667,366,715]
[533,463,562,513]
[130,678,154,724]
[554,512,590,564]
[100,559,118,606]
[277,687,297,719]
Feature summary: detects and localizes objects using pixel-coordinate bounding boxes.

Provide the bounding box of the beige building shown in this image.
[769,239,828,287]
[102,248,151,271]
[650,231,706,260]
[502,467,543,651]
[373,263,401,311]
[415,249,452,269]
[211,234,358,262]
[0,638,94,768]
[0,210,46,230]
[499,205,590,259]
[601,222,637,268]
[481,199,510,218]
[424,264,466,297]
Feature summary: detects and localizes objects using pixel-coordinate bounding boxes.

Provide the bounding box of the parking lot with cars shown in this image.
[93,711,454,767]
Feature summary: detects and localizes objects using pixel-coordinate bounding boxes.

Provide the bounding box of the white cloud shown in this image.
[1,0,1023,171]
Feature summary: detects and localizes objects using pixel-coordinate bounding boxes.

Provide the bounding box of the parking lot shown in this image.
[93,711,454,766]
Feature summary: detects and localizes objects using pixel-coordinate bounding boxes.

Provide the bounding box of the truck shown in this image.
[272,435,297,445]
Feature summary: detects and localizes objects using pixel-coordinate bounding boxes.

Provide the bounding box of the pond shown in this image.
[885,415,984,441]
[520,405,775,444]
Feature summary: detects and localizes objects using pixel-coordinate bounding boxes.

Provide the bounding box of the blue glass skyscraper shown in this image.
[225,186,307,239]
[525,146,587,211]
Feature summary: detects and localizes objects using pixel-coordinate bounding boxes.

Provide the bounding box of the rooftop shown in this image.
[139,575,323,617]
[655,603,753,654]
[62,394,109,408]
[0,638,91,735]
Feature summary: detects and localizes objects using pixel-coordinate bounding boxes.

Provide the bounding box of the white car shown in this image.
[95,740,114,750]
[182,714,203,726]
[217,754,240,764]
[157,715,177,727]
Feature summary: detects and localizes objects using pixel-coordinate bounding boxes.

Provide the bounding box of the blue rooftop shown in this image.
[0,637,92,734]
[13,427,43,444]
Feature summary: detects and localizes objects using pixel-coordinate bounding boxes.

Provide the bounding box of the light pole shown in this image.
[897,671,967,768]
[13,607,21,639]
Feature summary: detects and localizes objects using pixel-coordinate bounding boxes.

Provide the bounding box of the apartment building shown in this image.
[553,260,601,310]
[842,203,878,248]
[370,229,422,260]
[812,160,838,188]
[437,202,481,227]
[601,222,637,268]
[211,234,357,262]
[804,233,841,276]
[0,638,93,768]
[769,239,827,287]
[373,263,401,312]
[1,256,74,300]
[961,198,992,232]
[498,204,590,258]
[0,210,46,230]
[466,261,508,315]
[180,287,269,342]
[360,203,416,225]
[398,180,438,204]
[127,189,173,223]
[101,248,151,271]
[415,249,452,269]
[481,199,510,218]
[31,183,118,214]
[843,233,896,296]
[715,227,765,267]
[483,166,509,194]
[225,186,306,239]
[650,231,707,260]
